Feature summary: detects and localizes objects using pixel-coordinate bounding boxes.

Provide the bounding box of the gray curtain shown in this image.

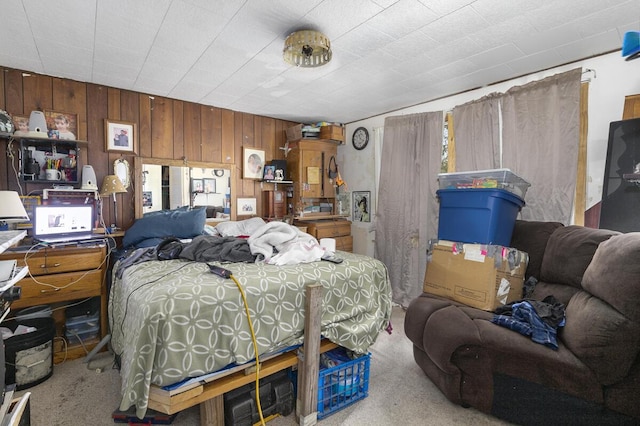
[452,93,501,171]
[375,112,443,307]
[502,68,582,223]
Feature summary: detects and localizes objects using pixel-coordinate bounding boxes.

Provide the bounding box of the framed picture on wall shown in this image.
[11,114,30,135]
[243,148,265,179]
[44,110,78,140]
[353,191,371,222]
[203,178,216,194]
[237,198,257,216]
[142,191,153,207]
[105,119,136,153]
[191,178,204,193]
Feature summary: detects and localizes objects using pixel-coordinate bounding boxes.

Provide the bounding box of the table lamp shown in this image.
[99,175,127,230]
[0,191,30,230]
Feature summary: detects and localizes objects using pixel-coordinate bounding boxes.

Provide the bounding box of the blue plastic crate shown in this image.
[317,348,370,419]
[436,188,525,246]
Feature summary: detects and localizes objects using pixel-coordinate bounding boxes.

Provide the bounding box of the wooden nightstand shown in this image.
[0,242,109,363]
[295,218,353,252]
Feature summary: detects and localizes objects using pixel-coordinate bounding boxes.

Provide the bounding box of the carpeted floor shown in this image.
[15,305,510,425]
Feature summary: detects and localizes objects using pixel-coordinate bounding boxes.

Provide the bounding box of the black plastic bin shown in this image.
[4,317,55,390]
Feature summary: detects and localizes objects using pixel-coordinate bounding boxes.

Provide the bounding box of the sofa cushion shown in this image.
[510,220,564,280]
[529,281,580,306]
[540,226,619,288]
[582,232,640,322]
[561,290,640,385]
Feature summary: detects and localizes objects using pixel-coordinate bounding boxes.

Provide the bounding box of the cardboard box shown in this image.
[423,241,528,311]
[319,125,345,143]
[286,124,303,141]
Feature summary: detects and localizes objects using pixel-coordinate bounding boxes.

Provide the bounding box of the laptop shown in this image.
[32,204,100,244]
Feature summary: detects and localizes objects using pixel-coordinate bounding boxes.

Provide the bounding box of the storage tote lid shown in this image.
[438,168,530,199]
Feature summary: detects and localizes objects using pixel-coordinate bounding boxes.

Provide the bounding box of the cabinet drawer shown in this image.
[12,269,103,308]
[335,235,353,252]
[313,222,352,239]
[16,247,104,275]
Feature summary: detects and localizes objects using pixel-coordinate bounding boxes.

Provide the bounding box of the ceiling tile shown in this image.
[0,0,633,124]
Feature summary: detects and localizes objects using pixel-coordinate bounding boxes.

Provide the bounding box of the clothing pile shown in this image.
[491,295,566,350]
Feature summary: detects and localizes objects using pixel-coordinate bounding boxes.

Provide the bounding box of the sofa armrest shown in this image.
[405,294,454,346]
[422,304,483,375]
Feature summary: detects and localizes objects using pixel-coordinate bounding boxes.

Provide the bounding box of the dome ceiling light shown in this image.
[283,30,332,68]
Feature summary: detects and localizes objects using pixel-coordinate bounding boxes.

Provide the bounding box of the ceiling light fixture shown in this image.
[283,30,332,68]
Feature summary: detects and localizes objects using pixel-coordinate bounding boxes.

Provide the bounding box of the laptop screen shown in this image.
[33,205,94,242]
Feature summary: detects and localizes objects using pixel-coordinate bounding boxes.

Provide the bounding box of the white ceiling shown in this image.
[1,0,638,124]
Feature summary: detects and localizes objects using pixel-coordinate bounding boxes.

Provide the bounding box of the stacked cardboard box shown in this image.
[423,240,528,311]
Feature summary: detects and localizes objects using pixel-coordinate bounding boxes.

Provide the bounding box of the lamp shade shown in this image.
[0,191,29,223]
[99,175,127,196]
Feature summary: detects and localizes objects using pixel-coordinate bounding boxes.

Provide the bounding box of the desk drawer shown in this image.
[17,247,104,275]
[12,269,103,308]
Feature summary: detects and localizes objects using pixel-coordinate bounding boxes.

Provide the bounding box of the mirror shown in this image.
[114,158,130,189]
[134,157,235,221]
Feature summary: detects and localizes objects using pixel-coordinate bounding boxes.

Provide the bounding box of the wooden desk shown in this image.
[0,242,109,362]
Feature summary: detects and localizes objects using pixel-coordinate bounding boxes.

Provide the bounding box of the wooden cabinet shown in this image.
[263,190,287,218]
[0,243,108,363]
[296,219,353,252]
[286,139,338,215]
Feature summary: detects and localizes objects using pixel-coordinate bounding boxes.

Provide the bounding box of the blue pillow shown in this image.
[143,205,189,217]
[123,207,206,248]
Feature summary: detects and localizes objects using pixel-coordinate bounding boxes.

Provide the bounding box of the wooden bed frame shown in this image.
[147,284,332,426]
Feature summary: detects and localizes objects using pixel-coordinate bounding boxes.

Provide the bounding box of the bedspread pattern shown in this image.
[109,251,392,417]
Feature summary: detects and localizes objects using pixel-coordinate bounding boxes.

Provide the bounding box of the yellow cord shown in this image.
[230,274,266,426]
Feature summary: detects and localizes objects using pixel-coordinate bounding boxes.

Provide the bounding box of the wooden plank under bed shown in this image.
[147,284,333,426]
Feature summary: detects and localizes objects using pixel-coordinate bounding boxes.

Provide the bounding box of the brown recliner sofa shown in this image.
[405,221,640,424]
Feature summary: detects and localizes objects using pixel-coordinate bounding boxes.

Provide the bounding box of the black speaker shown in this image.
[599,117,640,232]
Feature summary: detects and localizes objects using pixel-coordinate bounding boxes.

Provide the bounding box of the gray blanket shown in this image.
[179,235,256,263]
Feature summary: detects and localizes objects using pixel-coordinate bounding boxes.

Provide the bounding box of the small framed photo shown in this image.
[353,191,371,222]
[11,114,30,135]
[203,178,216,194]
[243,147,265,179]
[142,191,153,207]
[191,178,204,193]
[237,197,257,216]
[44,110,78,140]
[105,119,136,153]
[262,165,276,181]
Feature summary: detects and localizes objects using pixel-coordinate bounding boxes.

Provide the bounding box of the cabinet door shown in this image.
[301,149,325,197]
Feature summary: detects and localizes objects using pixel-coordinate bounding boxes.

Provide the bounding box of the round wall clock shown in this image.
[213,169,225,177]
[352,127,369,150]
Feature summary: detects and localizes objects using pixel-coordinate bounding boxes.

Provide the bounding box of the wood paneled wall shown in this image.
[0,67,296,229]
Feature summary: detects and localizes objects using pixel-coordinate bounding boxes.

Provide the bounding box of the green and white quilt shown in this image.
[109,251,392,417]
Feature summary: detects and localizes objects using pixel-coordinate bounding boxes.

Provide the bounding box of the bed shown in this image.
[109,215,392,419]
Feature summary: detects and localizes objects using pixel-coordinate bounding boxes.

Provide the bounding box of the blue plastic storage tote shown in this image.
[436,188,525,246]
